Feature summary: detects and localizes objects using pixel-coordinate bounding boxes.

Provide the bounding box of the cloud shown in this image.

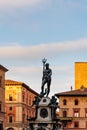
[0,0,50,26]
[0,38,87,60]
[10,66,41,75]
[53,0,87,14]
[0,0,85,10]
[7,65,72,77]
[0,0,48,9]
[0,0,86,28]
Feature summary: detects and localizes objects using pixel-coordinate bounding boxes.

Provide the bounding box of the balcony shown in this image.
[58,117,72,121]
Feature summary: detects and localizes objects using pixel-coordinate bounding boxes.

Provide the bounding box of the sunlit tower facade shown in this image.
[75,62,87,90]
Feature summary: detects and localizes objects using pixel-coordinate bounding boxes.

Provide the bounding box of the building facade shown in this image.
[55,86,87,130]
[75,62,87,90]
[5,80,39,130]
[0,65,8,130]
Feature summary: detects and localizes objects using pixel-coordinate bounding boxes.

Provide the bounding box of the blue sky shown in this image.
[0,0,87,96]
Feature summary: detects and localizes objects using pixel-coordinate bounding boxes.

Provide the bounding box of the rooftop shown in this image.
[5,80,22,85]
[0,65,8,72]
[55,86,87,97]
[5,79,39,96]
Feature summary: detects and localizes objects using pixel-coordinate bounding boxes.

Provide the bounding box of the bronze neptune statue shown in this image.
[41,58,52,97]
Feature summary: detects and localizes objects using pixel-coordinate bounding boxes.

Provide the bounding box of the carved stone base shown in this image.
[28,96,60,130]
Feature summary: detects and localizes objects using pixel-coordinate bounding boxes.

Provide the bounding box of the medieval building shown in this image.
[55,86,87,130]
[5,80,39,130]
[0,65,8,130]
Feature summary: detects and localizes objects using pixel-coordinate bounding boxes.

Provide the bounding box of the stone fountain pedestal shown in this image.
[28,96,61,130]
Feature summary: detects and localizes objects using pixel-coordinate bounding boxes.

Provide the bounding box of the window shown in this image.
[9,107,12,111]
[63,111,67,117]
[74,110,79,117]
[63,99,67,105]
[0,103,1,111]
[86,121,87,128]
[23,114,25,122]
[23,107,24,111]
[0,76,2,87]
[26,94,28,104]
[29,96,31,105]
[9,94,12,101]
[0,124,3,130]
[26,97,27,104]
[74,122,79,128]
[75,99,78,105]
[23,95,25,102]
[28,109,31,117]
[85,110,87,117]
[9,115,13,123]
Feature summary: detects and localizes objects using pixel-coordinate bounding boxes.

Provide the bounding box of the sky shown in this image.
[0,0,87,96]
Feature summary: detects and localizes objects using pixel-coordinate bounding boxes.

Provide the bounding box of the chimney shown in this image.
[70,86,73,91]
[80,85,85,91]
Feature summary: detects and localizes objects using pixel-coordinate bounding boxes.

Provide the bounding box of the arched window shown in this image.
[7,128,14,130]
[75,99,78,105]
[9,115,13,123]
[85,110,87,117]
[9,94,12,101]
[63,99,67,105]
[74,122,79,128]
[74,110,79,117]
[63,111,67,117]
